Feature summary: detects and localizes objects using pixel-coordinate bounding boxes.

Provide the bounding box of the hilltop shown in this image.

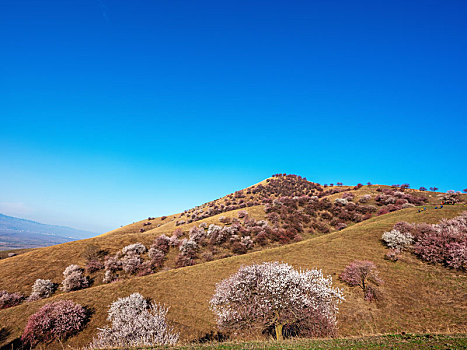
[0,175,465,349]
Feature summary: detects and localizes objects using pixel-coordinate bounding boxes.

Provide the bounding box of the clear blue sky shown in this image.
[1,0,466,233]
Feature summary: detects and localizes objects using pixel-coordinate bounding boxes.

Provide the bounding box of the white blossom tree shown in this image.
[28,279,55,301]
[210,262,344,341]
[88,293,179,348]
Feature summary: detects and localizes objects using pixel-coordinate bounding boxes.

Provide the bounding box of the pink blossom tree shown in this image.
[21,300,87,347]
[339,260,383,301]
[0,290,23,309]
[210,262,343,341]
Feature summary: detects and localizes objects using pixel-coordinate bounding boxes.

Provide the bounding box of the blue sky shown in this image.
[1,0,466,233]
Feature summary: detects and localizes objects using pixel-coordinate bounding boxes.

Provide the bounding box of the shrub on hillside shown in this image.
[413,212,467,270]
[0,290,23,309]
[85,260,104,274]
[61,265,89,292]
[384,249,400,262]
[82,244,106,261]
[121,253,142,274]
[339,261,383,301]
[358,195,371,203]
[63,264,82,276]
[336,222,347,231]
[381,229,414,250]
[377,207,389,216]
[148,248,167,268]
[122,243,146,255]
[21,300,87,347]
[179,239,198,258]
[88,293,178,348]
[152,235,170,253]
[175,254,195,268]
[231,242,247,255]
[28,279,55,301]
[384,213,467,270]
[103,270,117,284]
[104,255,122,272]
[210,262,343,341]
[439,192,461,205]
[189,226,206,244]
[334,198,348,206]
[237,210,248,218]
[342,192,354,200]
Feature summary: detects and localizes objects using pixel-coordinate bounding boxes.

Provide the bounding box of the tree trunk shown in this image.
[275,323,283,341]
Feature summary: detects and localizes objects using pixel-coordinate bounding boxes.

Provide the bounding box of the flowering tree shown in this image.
[0,290,23,309]
[381,229,414,251]
[339,261,383,301]
[88,293,179,348]
[210,262,343,341]
[28,279,55,301]
[21,300,87,347]
[413,212,467,270]
[61,265,89,292]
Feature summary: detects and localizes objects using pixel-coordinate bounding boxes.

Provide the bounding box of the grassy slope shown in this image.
[0,205,267,296]
[0,184,445,296]
[1,205,466,349]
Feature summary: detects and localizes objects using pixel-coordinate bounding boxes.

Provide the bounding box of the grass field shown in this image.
[157,334,467,350]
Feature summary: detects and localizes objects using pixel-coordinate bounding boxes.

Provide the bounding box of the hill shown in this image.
[0,176,465,349]
[0,213,95,251]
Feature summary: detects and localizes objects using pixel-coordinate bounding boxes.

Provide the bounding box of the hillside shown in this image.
[0,176,466,349]
[0,213,95,251]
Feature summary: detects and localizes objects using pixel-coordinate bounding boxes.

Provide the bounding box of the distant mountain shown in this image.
[0,213,95,251]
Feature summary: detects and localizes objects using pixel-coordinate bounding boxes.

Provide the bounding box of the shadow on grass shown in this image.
[0,328,23,350]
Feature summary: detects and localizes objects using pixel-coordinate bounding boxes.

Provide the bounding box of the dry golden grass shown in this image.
[1,205,466,349]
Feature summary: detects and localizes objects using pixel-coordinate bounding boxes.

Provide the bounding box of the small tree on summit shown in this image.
[210,262,343,341]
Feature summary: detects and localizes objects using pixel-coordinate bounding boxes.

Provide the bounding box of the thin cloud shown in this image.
[95,0,110,23]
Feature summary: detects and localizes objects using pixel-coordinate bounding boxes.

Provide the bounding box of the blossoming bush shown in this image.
[339,261,383,301]
[121,253,142,274]
[381,229,414,250]
[0,290,23,309]
[85,260,104,274]
[88,293,179,348]
[122,243,146,255]
[28,279,55,301]
[413,212,467,270]
[383,212,467,270]
[210,262,343,341]
[61,265,89,292]
[21,300,87,347]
